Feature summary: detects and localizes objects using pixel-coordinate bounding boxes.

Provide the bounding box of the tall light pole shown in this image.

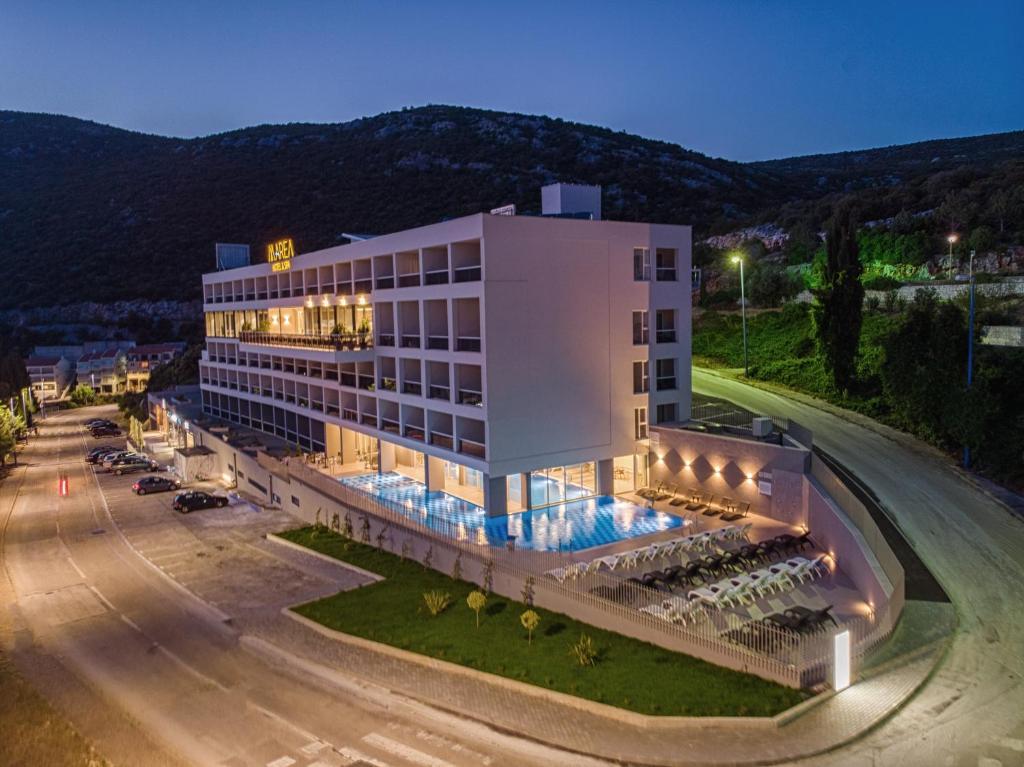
[732,254,749,377]
[947,234,958,280]
[964,249,976,468]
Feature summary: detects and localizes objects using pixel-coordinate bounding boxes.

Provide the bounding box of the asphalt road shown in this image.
[0,408,589,767]
[692,369,1024,767]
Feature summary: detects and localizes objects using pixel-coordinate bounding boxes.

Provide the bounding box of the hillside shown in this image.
[0,105,1021,308]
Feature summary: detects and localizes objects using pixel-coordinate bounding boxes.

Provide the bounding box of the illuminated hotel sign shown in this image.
[267,238,295,272]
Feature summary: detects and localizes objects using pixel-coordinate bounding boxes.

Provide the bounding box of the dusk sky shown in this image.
[2,0,1021,161]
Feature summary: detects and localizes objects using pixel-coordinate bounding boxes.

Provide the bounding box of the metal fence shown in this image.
[279,457,896,689]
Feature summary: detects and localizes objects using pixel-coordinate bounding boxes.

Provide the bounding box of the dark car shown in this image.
[86,419,116,429]
[86,445,119,463]
[172,491,228,513]
[132,475,181,495]
[91,425,122,437]
[108,455,159,475]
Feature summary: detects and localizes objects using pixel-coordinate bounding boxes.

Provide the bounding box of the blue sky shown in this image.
[1,0,1021,160]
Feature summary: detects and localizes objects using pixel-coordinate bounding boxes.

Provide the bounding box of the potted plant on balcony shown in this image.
[256,318,272,333]
[330,323,344,337]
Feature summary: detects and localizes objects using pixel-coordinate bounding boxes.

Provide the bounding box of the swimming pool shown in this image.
[338,472,683,552]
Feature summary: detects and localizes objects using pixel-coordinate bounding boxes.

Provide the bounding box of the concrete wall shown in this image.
[648,426,809,520]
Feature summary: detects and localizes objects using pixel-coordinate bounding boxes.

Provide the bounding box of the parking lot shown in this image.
[83,432,371,621]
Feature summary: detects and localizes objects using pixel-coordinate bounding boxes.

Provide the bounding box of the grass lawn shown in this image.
[281,527,807,717]
[0,651,107,766]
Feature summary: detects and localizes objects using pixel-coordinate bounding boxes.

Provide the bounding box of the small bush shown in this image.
[520,609,541,645]
[570,633,598,667]
[423,590,452,617]
[466,590,486,628]
[863,274,902,291]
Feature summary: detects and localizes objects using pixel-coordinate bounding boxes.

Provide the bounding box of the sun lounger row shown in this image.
[639,595,706,627]
[668,489,752,522]
[686,555,829,609]
[544,525,750,583]
[723,605,839,651]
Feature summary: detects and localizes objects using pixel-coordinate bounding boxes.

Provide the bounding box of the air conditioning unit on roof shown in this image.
[752,417,774,438]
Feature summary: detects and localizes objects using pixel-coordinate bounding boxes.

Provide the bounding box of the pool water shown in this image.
[338,472,682,552]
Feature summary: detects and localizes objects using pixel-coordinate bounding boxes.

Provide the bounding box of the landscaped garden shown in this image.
[280,525,807,717]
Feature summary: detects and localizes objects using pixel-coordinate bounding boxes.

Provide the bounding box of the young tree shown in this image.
[466,590,486,628]
[813,203,864,391]
[520,609,540,645]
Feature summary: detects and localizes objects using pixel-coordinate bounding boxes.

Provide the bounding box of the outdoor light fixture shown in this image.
[321,295,330,307]
[357,294,367,306]
[305,297,313,308]
[833,630,851,690]
[731,253,749,376]
[339,296,348,306]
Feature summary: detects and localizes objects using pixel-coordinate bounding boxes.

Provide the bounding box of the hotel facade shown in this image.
[199,186,691,515]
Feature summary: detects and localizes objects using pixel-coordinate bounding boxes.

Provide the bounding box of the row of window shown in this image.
[203,391,326,452]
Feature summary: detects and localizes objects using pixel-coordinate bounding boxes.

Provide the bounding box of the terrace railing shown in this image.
[238,330,372,352]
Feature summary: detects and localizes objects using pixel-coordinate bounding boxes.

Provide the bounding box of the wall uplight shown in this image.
[833,630,851,691]
[321,295,330,307]
[339,296,348,306]
[357,294,367,306]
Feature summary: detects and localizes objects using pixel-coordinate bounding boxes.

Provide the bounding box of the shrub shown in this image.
[570,633,598,667]
[451,551,463,581]
[466,590,487,628]
[863,274,901,291]
[521,576,535,606]
[482,559,495,594]
[423,590,452,617]
[520,609,540,645]
[423,545,433,571]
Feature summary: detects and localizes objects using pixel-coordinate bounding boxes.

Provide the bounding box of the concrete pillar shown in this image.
[484,473,507,517]
[424,455,446,492]
[340,426,356,464]
[378,438,396,473]
[325,422,341,460]
[596,458,615,497]
[521,472,533,509]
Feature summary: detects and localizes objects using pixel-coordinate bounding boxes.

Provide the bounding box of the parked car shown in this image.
[91,425,122,437]
[86,445,119,463]
[132,476,181,495]
[172,491,228,513]
[108,456,159,476]
[101,451,137,468]
[86,419,116,429]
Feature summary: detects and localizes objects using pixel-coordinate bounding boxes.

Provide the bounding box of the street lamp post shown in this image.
[732,255,749,377]
[947,234,958,280]
[964,250,976,468]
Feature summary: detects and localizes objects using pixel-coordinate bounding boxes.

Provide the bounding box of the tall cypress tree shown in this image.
[813,203,864,392]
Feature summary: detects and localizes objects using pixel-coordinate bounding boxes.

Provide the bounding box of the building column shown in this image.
[378,438,396,473]
[325,423,341,461]
[484,473,507,517]
[520,472,533,509]
[424,455,446,492]
[340,426,356,464]
[596,458,615,496]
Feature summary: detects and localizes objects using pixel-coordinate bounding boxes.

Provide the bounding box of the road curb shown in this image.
[264,533,385,583]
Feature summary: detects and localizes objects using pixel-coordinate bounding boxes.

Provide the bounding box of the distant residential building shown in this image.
[25,355,74,403]
[125,343,187,392]
[77,348,128,394]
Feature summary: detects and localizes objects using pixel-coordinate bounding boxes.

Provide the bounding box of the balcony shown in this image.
[457,389,483,407]
[359,413,377,426]
[400,334,421,349]
[378,333,395,347]
[459,438,486,459]
[428,385,450,401]
[380,418,400,435]
[238,330,372,353]
[453,265,482,283]
[455,336,481,353]
[430,432,454,450]
[656,377,677,391]
[342,408,359,423]
[402,381,422,396]
[424,269,449,286]
[404,425,425,442]
[375,276,395,290]
[426,335,448,351]
[656,329,677,343]
[398,273,420,288]
[380,377,397,392]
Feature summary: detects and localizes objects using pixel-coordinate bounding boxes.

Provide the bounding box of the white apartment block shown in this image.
[199,185,691,515]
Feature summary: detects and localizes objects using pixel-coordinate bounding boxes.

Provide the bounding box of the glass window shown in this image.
[634,407,648,440]
[632,310,649,345]
[656,403,678,423]
[633,247,651,281]
[656,358,677,390]
[655,310,676,343]
[655,248,677,281]
[632,360,649,394]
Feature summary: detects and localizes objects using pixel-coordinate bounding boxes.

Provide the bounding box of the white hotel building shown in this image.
[199,184,691,516]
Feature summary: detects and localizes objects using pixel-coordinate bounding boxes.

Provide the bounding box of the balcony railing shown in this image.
[655,268,677,282]
[426,335,448,350]
[455,336,481,352]
[238,330,372,352]
[378,333,395,347]
[398,273,420,288]
[359,413,377,426]
[656,377,677,391]
[428,385,450,401]
[459,438,486,459]
[402,381,422,396]
[424,269,449,286]
[380,377,397,392]
[342,408,359,423]
[404,425,425,441]
[380,418,400,435]
[400,334,421,349]
[357,375,375,391]
[655,329,677,343]
[375,276,395,290]
[453,265,482,283]
[429,432,454,450]
[457,388,483,407]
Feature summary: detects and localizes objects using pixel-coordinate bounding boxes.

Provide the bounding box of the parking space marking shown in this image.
[362,733,455,767]
[266,757,296,767]
[338,746,390,766]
